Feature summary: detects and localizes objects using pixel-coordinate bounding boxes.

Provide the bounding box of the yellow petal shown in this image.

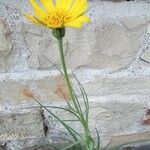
[65,21,82,28]
[64,15,90,28]
[55,0,73,10]
[29,0,42,11]
[29,0,46,19]
[40,0,54,11]
[70,0,80,11]
[71,0,88,18]
[64,0,74,11]
[55,0,66,9]
[71,0,85,12]
[23,14,40,24]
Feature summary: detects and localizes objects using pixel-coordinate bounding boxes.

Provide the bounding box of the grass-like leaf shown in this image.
[72,73,89,121]
[61,139,85,150]
[45,105,80,120]
[95,128,100,150]
[33,98,82,139]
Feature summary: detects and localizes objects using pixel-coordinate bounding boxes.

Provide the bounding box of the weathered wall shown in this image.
[0,0,150,149]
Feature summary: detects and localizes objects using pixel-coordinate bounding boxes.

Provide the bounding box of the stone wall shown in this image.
[0,0,150,149]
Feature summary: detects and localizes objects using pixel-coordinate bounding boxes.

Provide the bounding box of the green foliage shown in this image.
[31,28,101,150]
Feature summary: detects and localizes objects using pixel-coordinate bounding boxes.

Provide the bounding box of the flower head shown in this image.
[25,0,90,29]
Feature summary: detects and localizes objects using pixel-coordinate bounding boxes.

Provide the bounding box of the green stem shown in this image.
[54,28,95,150]
[53,28,84,115]
[56,33,84,118]
[57,36,95,150]
[57,37,74,102]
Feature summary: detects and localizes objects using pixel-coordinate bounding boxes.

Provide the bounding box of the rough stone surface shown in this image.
[75,72,150,97]
[1,71,150,147]
[0,108,45,141]
[140,33,150,64]
[109,132,150,149]
[142,109,150,125]
[20,17,149,71]
[0,0,150,149]
[15,1,149,71]
[0,20,13,72]
[1,71,150,105]
[5,139,52,150]
[0,71,68,105]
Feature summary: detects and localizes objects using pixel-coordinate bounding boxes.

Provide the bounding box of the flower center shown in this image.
[45,11,70,28]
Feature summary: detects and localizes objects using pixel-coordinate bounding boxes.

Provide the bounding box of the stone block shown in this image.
[43,95,150,147]
[109,132,150,149]
[0,20,14,72]
[0,108,45,141]
[0,0,149,73]
[1,70,150,105]
[19,2,150,71]
[0,71,70,105]
[0,70,74,121]
[0,71,150,147]
[0,1,150,148]
[20,20,147,71]
[74,70,150,96]
[5,138,52,150]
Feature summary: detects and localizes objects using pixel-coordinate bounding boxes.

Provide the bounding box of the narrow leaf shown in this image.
[61,139,85,150]
[95,128,100,150]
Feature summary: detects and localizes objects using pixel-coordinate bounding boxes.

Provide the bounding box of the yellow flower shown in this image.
[25,0,90,29]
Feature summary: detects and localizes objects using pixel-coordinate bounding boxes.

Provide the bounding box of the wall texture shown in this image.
[0,0,150,149]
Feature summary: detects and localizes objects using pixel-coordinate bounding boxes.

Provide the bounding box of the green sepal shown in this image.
[52,28,66,39]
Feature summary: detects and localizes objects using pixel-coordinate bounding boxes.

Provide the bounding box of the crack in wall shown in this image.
[126,32,150,73]
[138,33,150,62]
[0,142,7,150]
[112,25,150,74]
[41,109,49,137]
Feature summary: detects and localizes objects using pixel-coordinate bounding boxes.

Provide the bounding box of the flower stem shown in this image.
[57,36,74,101]
[54,28,95,150]
[54,29,82,115]
[57,36,95,150]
